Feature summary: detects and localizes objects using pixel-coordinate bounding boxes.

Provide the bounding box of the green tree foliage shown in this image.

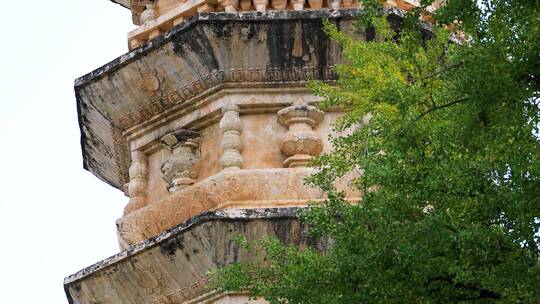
[209,0,540,302]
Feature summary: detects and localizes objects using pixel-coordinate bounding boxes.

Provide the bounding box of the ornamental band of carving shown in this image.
[114,66,335,131]
[116,168,325,246]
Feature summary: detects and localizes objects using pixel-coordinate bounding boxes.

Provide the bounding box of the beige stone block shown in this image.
[253,0,268,11]
[148,28,161,40]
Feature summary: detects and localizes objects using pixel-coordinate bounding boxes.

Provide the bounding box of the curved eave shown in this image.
[109,0,131,9]
[75,9,411,191]
[64,207,308,304]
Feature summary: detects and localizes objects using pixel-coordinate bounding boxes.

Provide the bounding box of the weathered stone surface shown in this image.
[76,10,371,191]
[277,104,324,167]
[65,208,319,304]
[61,2,451,304]
[118,167,323,247]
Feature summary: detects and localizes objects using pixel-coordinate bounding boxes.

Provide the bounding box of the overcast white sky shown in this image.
[0,1,136,302]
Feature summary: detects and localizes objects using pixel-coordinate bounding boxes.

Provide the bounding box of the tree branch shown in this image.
[428,275,501,300]
[419,62,463,83]
[414,97,469,122]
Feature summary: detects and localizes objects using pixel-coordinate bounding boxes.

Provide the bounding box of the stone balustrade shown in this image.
[127,0,422,50]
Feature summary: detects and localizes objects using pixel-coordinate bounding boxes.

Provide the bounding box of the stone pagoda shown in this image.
[64,0,423,303]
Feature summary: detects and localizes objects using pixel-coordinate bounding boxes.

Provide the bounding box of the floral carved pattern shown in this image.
[117,168,327,247]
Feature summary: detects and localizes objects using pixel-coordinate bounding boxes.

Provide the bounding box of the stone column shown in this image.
[220,0,239,12]
[309,0,323,9]
[272,0,287,10]
[160,130,200,193]
[219,104,243,170]
[328,0,340,9]
[292,0,304,10]
[124,150,149,215]
[277,104,324,168]
[253,0,268,11]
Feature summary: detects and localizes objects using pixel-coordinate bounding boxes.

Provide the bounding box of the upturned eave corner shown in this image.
[109,0,131,10]
[64,208,309,304]
[74,10,364,192]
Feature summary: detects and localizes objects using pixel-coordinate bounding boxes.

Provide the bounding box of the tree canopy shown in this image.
[209,0,540,302]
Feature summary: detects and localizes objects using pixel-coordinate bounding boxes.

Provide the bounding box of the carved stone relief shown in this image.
[277,104,324,167]
[160,129,201,193]
[117,168,328,246]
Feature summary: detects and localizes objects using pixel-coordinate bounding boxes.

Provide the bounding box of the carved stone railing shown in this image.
[127,0,423,50]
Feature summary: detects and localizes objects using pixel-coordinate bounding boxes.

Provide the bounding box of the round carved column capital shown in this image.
[277,104,324,128]
[139,5,157,24]
[160,129,200,150]
[219,106,242,133]
[277,104,325,168]
[281,131,323,157]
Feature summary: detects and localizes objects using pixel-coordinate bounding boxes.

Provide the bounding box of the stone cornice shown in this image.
[109,0,131,9]
[64,207,307,304]
[76,10,365,190]
[74,10,367,89]
[76,9,415,191]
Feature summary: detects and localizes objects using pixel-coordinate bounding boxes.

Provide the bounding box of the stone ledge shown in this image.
[117,167,324,246]
[118,167,360,247]
[65,207,313,304]
[76,10,363,191]
[74,8,396,88]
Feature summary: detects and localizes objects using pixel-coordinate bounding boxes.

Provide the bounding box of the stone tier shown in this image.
[120,0,423,50]
[76,10,369,192]
[76,10,408,250]
[65,208,319,304]
[118,167,360,248]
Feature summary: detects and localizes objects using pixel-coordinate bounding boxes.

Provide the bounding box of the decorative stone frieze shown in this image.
[160,129,201,193]
[277,104,324,168]
[219,104,243,170]
[124,150,149,215]
[117,168,328,246]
